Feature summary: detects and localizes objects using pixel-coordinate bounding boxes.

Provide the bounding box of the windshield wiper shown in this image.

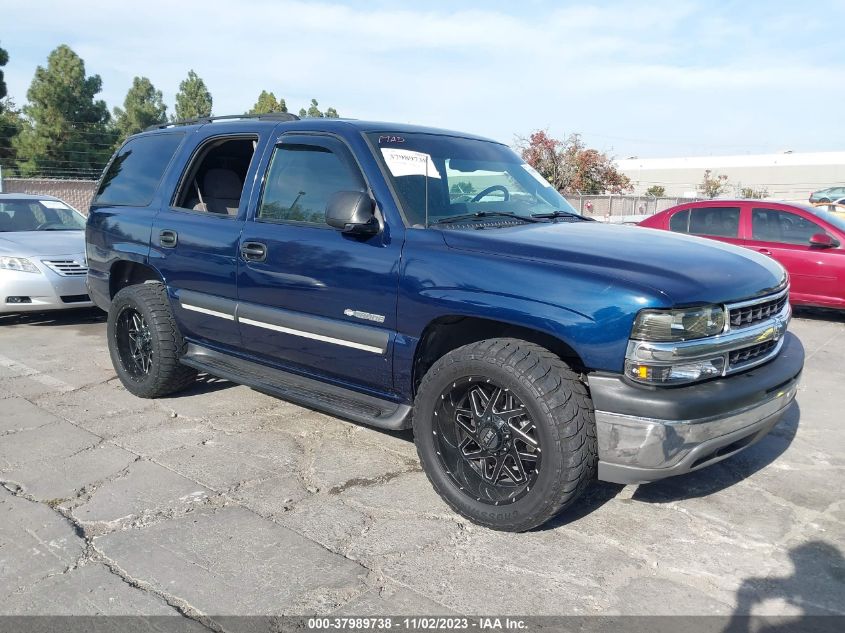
[432,211,545,225]
[531,210,593,221]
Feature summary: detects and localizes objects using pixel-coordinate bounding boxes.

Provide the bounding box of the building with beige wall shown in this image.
[617,151,845,202]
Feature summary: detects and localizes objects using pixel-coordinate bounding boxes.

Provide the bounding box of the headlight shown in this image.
[631,305,725,342]
[625,356,726,385]
[0,256,41,274]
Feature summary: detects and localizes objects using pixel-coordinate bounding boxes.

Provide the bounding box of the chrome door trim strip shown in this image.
[181,303,236,320]
[238,316,384,354]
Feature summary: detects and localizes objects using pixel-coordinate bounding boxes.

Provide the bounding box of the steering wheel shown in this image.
[471,185,510,203]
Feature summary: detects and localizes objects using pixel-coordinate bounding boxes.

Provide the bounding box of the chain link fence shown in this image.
[565,195,701,223]
[0,177,99,213]
[1,178,702,224]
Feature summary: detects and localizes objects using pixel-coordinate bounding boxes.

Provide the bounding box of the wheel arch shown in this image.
[109,259,165,299]
[411,315,585,395]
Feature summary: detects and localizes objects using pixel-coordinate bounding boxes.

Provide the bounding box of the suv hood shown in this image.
[0,231,86,257]
[439,222,786,305]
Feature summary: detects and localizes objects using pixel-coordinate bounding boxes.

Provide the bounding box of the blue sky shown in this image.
[2,0,843,158]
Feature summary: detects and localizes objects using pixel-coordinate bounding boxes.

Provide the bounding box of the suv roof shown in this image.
[139,115,499,145]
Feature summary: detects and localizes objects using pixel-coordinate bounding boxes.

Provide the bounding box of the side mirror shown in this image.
[326,191,379,236]
[809,232,838,248]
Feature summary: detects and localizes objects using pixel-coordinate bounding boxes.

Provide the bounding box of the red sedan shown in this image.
[639,200,845,309]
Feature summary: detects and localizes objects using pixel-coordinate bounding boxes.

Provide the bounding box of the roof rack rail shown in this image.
[145,112,300,131]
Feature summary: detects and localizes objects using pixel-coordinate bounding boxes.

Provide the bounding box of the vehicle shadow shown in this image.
[535,480,626,531]
[0,307,105,327]
[792,306,845,323]
[632,400,800,504]
[723,539,845,632]
[164,373,236,397]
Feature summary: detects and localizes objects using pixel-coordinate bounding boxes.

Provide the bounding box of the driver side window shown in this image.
[258,141,366,225]
[752,208,822,245]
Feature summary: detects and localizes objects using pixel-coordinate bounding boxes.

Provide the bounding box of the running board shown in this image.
[180,344,412,430]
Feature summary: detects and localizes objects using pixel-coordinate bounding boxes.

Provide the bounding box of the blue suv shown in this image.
[86,115,804,531]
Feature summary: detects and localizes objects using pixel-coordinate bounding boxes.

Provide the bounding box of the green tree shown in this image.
[325,107,339,118]
[174,70,212,120]
[13,45,115,177]
[0,43,19,171]
[450,181,476,195]
[645,185,666,197]
[307,98,323,118]
[248,90,287,115]
[0,98,23,172]
[698,169,730,199]
[113,76,167,142]
[0,42,8,101]
[517,130,632,195]
[739,185,769,199]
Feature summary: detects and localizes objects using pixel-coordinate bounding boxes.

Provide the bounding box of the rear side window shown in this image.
[669,209,690,233]
[689,206,740,238]
[94,133,184,207]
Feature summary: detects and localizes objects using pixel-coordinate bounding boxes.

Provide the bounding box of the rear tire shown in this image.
[413,338,596,532]
[108,282,197,398]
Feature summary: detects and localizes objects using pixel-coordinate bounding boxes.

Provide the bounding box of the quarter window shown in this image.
[669,209,690,233]
[688,206,741,238]
[258,142,366,225]
[94,133,184,207]
[752,208,822,245]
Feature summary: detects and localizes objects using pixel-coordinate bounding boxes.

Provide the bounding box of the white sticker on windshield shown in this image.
[521,163,552,188]
[40,200,72,210]
[381,148,441,179]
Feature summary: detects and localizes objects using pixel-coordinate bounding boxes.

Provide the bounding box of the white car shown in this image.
[0,193,94,313]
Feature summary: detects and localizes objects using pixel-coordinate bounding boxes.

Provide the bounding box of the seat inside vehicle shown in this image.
[176,137,256,216]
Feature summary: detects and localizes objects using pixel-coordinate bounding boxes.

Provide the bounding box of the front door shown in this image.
[747,206,844,305]
[236,134,401,395]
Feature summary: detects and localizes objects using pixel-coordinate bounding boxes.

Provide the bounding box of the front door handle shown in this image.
[159,230,178,248]
[241,241,267,262]
[758,248,772,256]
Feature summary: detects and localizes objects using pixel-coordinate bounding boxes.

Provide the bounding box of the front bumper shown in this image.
[1,265,94,314]
[589,332,804,484]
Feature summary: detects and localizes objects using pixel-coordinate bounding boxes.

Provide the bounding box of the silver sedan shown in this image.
[0,193,95,314]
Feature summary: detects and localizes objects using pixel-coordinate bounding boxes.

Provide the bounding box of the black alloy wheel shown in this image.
[433,377,541,505]
[115,306,153,379]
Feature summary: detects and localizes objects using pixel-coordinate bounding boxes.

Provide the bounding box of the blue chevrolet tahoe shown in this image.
[86,114,804,531]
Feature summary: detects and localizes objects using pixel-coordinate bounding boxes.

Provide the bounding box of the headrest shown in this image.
[204,169,242,199]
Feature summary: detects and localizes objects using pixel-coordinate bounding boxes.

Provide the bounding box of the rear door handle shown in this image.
[758,248,772,256]
[241,242,267,262]
[159,230,178,248]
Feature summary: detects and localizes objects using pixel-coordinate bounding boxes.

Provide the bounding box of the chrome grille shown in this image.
[728,290,789,329]
[42,259,87,277]
[729,340,777,369]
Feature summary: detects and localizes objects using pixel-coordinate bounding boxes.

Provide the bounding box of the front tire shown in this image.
[108,282,197,398]
[413,338,596,532]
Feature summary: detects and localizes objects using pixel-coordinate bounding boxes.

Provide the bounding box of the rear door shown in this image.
[686,204,744,247]
[747,206,844,304]
[151,129,267,349]
[236,133,402,394]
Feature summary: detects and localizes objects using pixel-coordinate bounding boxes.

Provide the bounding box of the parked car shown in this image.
[639,199,845,310]
[809,186,845,204]
[0,193,94,314]
[87,115,803,531]
[812,197,845,214]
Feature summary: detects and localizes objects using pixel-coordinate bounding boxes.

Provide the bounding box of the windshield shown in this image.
[0,199,86,232]
[795,203,845,233]
[368,132,578,226]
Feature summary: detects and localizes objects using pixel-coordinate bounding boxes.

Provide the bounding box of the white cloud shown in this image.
[3,0,843,156]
